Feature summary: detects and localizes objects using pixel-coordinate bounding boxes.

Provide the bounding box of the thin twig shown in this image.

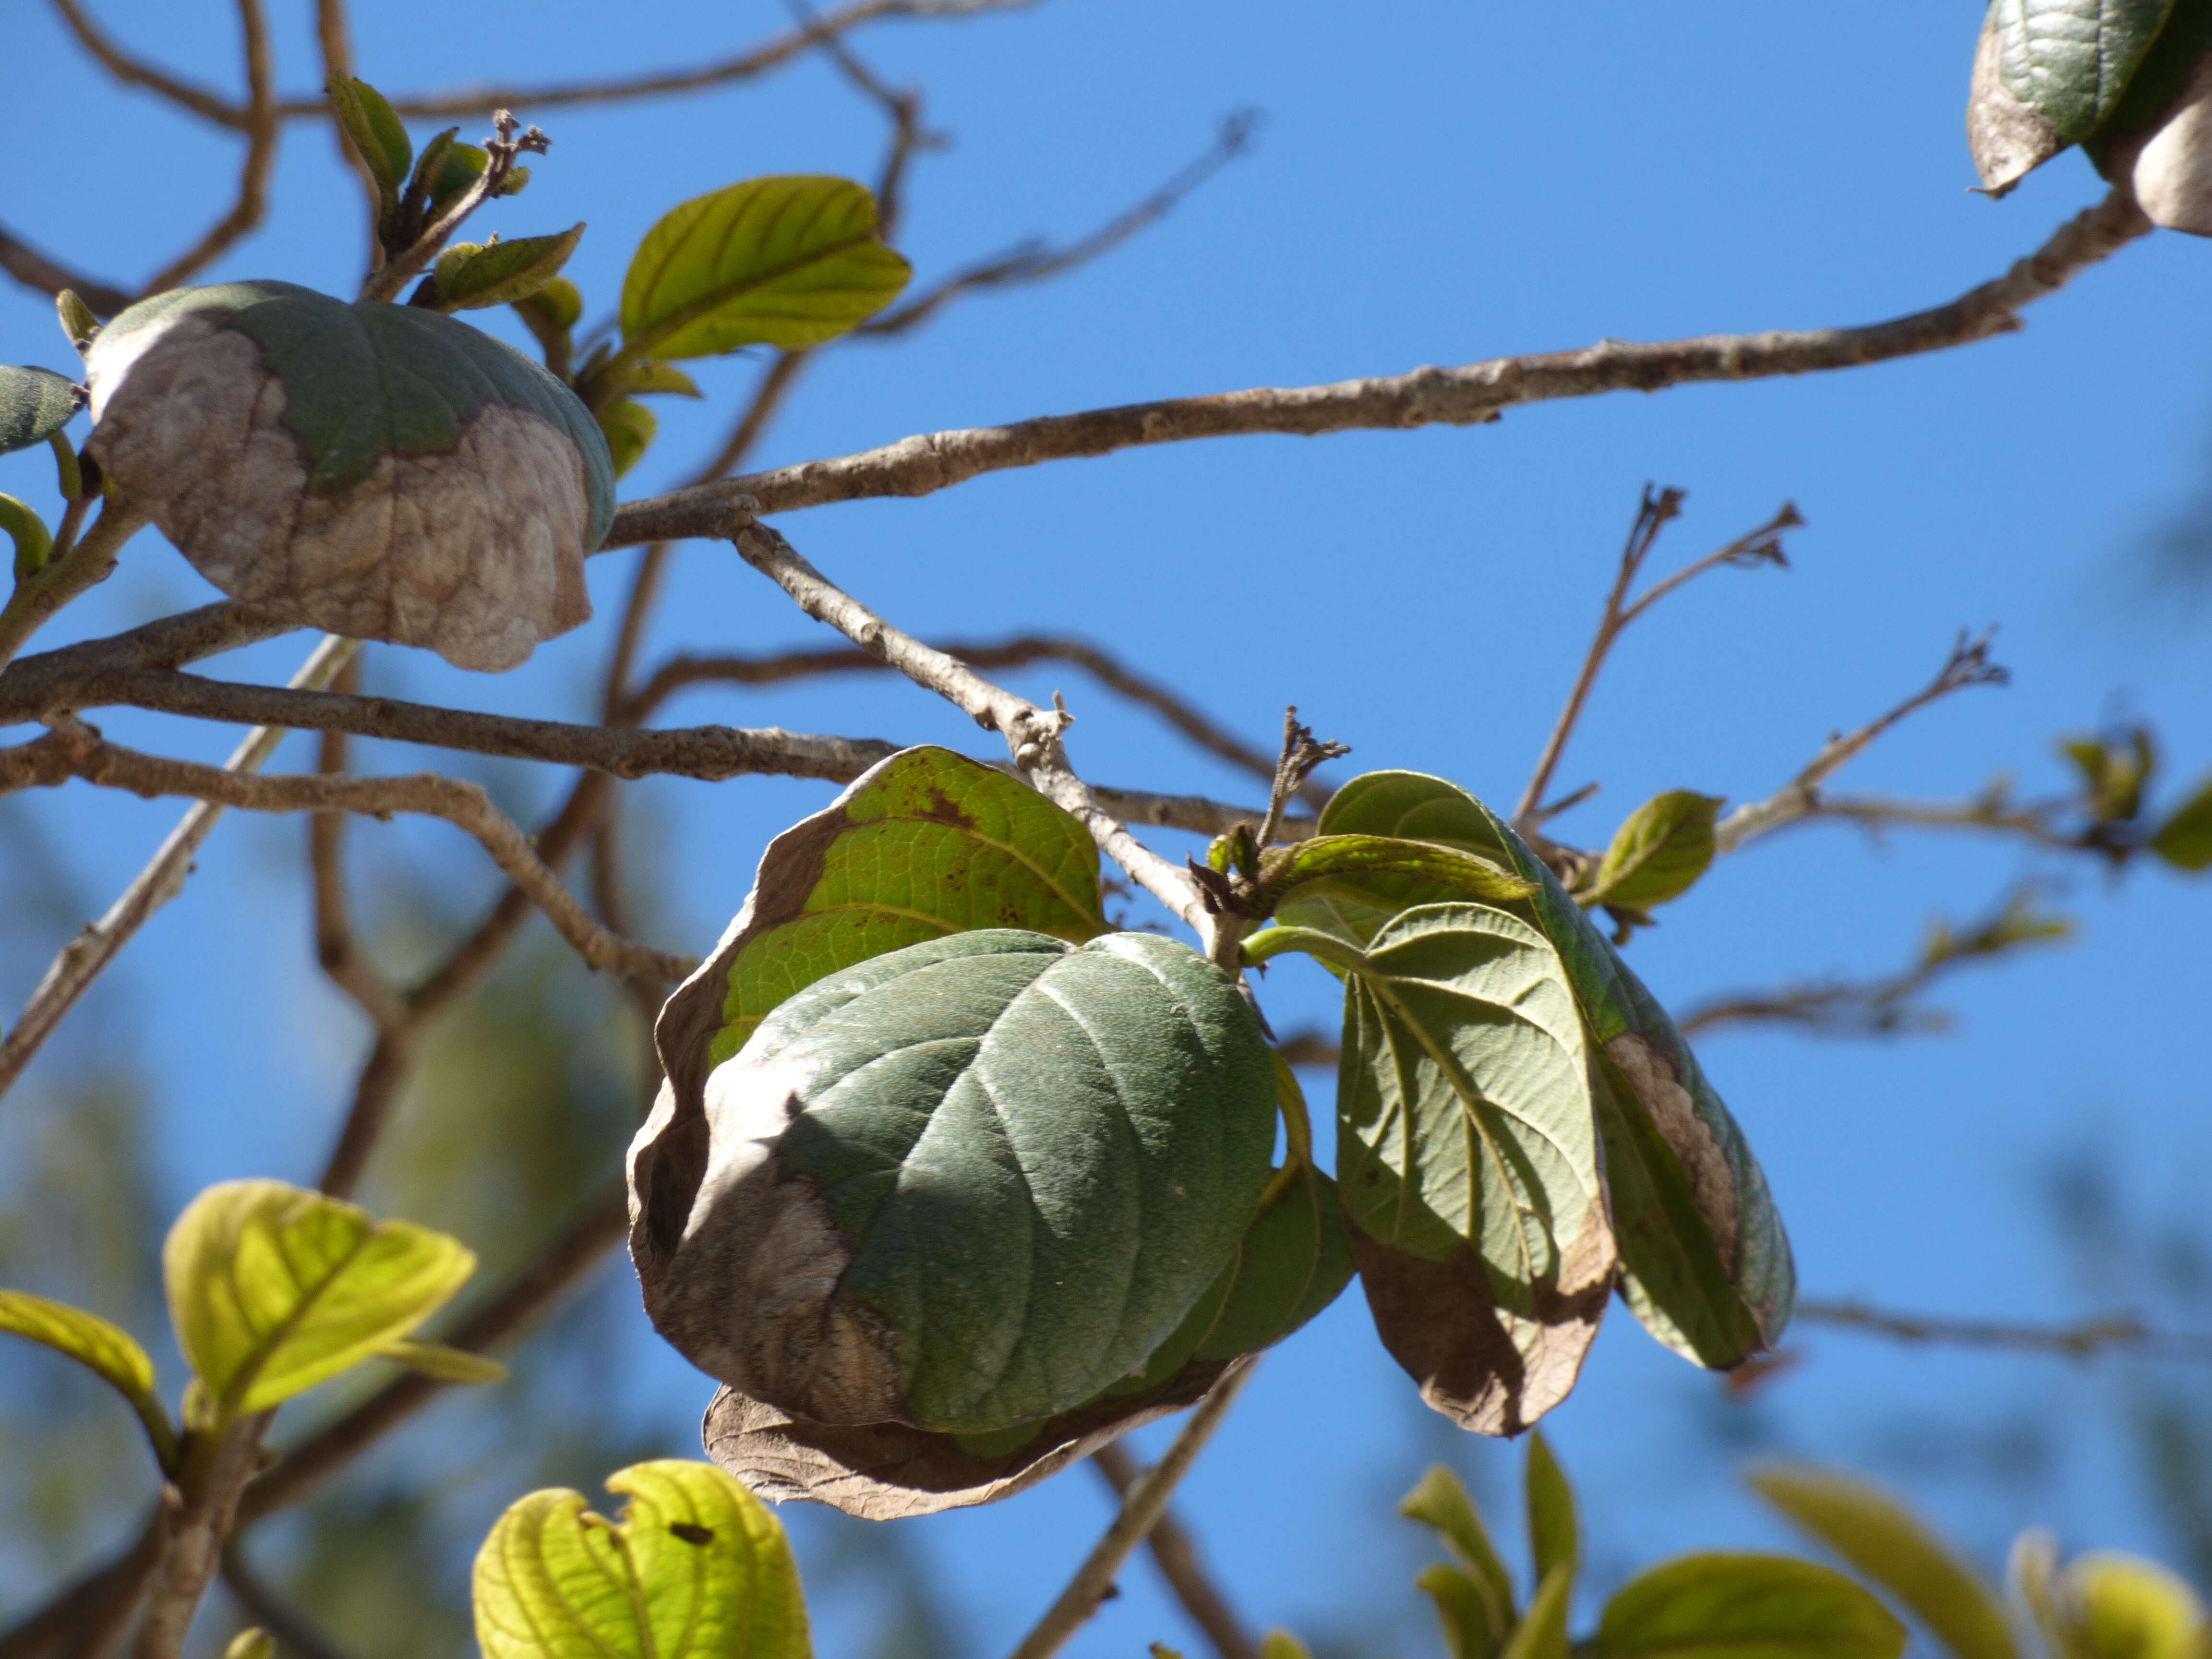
[606,188,2152,548]
[0,633,355,1106]
[311,0,385,257]
[1091,1443,1260,1659]
[0,725,693,983]
[1794,1300,2212,1361]
[1716,630,2011,853]
[0,501,150,676]
[138,0,279,297]
[729,512,1209,931]
[46,0,246,127]
[308,656,407,1039]
[1007,1359,1258,1659]
[1515,489,1797,825]
[0,219,132,313]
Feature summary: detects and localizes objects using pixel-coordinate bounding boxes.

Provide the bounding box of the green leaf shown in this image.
[1,493,53,583]
[1503,1564,1574,1659]
[327,76,411,195]
[2150,776,2212,870]
[655,745,1108,1079]
[1262,1634,1316,1659]
[1420,1564,1510,1659]
[1328,901,1614,1432]
[2062,1553,2207,1659]
[1527,1431,1579,1594]
[223,1630,275,1659]
[430,141,492,214]
[622,360,704,397]
[1749,1466,2016,1659]
[1584,791,1722,912]
[1278,771,1792,1370]
[638,929,1278,1436]
[165,1178,477,1420]
[0,364,85,457]
[2083,1,2212,174]
[2060,730,2155,824]
[620,175,911,360]
[519,275,583,332]
[1254,833,1536,915]
[1401,1466,1516,1624]
[598,399,657,480]
[1593,1553,1910,1659]
[473,1459,810,1659]
[431,227,586,311]
[0,1289,175,1464]
[56,289,101,351]
[1189,1156,1355,1363]
[381,1339,508,1384]
[1988,0,2177,143]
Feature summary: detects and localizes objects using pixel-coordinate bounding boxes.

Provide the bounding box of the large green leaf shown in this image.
[473,1460,810,1659]
[1593,1554,1910,1659]
[620,176,911,360]
[1988,0,2176,142]
[1401,1466,1517,1626]
[0,1289,173,1463]
[637,929,1277,1436]
[1262,900,1613,1433]
[1749,1466,2016,1659]
[165,1179,477,1420]
[0,364,84,457]
[1276,771,1792,1370]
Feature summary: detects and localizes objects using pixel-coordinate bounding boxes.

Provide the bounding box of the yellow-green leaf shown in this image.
[1585,791,1722,912]
[0,1288,174,1463]
[1261,1634,1315,1659]
[327,76,411,195]
[2151,777,2212,872]
[382,1339,508,1385]
[620,175,911,360]
[622,360,703,397]
[165,1178,476,1420]
[1527,1431,1579,1594]
[432,227,585,312]
[223,1630,275,1659]
[473,1460,811,1659]
[1401,1465,1516,1622]
[1419,1563,1510,1659]
[2063,1553,2207,1659]
[1503,1564,1574,1659]
[1749,1466,2015,1659]
[1593,1553,1909,1659]
[599,399,657,480]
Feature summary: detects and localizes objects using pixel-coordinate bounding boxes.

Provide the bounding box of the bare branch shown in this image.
[859,112,1257,338]
[606,188,2152,548]
[729,512,1210,931]
[0,219,132,313]
[1090,1442,1260,1659]
[308,658,407,1038]
[0,634,356,1106]
[1795,1299,2212,1361]
[1008,1359,1257,1659]
[321,0,1041,119]
[47,0,246,127]
[136,1411,276,1659]
[1677,886,2071,1038]
[0,1507,166,1659]
[1515,488,1797,825]
[0,724,693,984]
[1716,630,2011,853]
[139,0,280,297]
[625,633,1298,794]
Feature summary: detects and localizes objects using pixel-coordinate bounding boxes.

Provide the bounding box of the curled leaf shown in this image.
[0,364,86,458]
[634,928,1276,1435]
[620,176,911,360]
[598,399,657,479]
[165,1178,476,1420]
[1,493,53,583]
[474,1460,810,1659]
[85,281,614,672]
[1254,833,1535,915]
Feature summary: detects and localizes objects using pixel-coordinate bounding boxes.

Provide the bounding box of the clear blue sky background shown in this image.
[3,2,2212,1655]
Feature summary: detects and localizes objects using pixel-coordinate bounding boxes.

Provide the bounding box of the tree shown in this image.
[2,4,2211,1659]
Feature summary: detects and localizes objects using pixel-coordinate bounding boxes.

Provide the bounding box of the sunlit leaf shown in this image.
[1527,1431,1579,1593]
[1419,1563,1510,1659]
[473,1460,810,1659]
[1503,1564,1574,1659]
[432,227,585,312]
[598,399,656,479]
[2063,1552,2207,1659]
[327,76,411,196]
[0,364,85,457]
[1583,791,1722,913]
[0,1289,173,1463]
[1262,1633,1317,1659]
[1593,1553,1910,1659]
[165,1178,477,1419]
[1254,833,1535,914]
[1401,1466,1517,1623]
[2150,776,2212,870]
[1988,0,2176,143]
[620,176,910,360]
[381,1339,508,1385]
[1749,1465,2016,1659]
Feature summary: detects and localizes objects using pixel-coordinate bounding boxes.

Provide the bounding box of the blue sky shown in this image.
[3,2,2211,1655]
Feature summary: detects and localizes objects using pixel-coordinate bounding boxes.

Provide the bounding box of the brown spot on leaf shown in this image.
[1346,1207,1612,1436]
[701,1357,1230,1519]
[1967,22,2064,196]
[669,1523,714,1544]
[1606,1034,1740,1274]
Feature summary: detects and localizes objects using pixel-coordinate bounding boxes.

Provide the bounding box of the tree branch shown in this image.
[0,219,132,313]
[137,0,279,298]
[0,724,693,984]
[1007,1358,1257,1659]
[0,634,356,1107]
[218,1550,356,1659]
[728,512,1211,930]
[1716,630,2011,854]
[47,0,246,127]
[605,187,2153,547]
[1090,1443,1260,1659]
[1794,1300,2212,1361]
[0,502,150,677]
